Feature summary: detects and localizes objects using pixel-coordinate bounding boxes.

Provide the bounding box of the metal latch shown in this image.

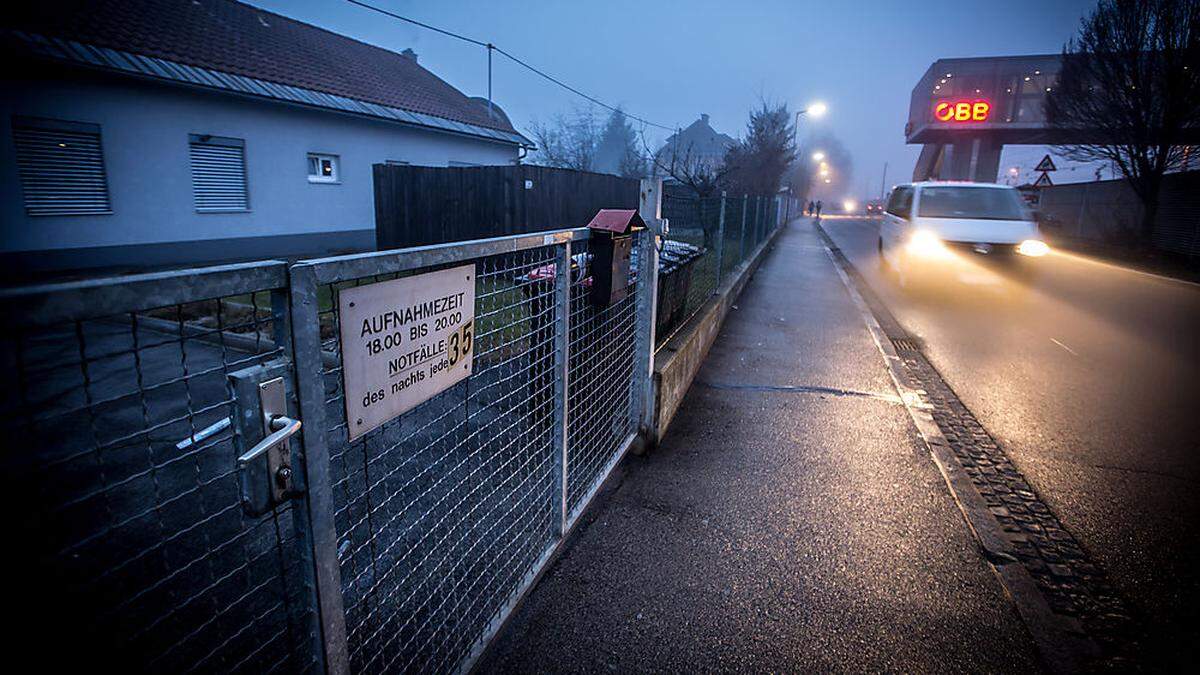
[231,363,303,516]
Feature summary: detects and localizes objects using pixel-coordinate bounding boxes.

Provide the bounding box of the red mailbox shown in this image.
[586,209,645,307]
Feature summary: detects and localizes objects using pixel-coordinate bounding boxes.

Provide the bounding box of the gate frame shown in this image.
[0,259,333,673]
[289,225,655,673]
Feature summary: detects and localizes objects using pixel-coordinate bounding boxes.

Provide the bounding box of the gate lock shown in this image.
[230,362,303,517]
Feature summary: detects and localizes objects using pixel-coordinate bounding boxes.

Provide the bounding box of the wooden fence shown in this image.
[374,164,640,249]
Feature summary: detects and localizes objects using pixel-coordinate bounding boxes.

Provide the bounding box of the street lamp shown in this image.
[793,101,828,151]
[812,151,826,162]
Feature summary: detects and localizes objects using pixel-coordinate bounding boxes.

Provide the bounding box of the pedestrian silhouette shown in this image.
[815,200,823,217]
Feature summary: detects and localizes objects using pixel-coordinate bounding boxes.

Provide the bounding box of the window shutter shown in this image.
[189,136,248,212]
[11,121,111,216]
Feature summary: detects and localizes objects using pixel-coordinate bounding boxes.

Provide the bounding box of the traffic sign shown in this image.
[1033,172,1054,187]
[1034,155,1057,172]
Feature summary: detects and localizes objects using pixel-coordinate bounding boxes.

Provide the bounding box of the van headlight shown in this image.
[907,230,950,258]
[1017,240,1049,257]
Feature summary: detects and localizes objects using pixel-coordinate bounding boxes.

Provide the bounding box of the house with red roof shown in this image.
[0,0,532,273]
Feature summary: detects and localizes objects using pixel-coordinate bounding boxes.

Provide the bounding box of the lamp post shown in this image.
[792,101,827,152]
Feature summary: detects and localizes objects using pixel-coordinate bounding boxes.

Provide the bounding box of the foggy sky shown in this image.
[249,0,1100,196]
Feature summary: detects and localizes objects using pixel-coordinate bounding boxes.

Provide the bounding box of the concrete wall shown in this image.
[0,68,519,270]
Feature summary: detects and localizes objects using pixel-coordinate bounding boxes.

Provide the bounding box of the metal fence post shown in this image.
[740,195,749,263]
[288,264,350,674]
[551,242,571,536]
[754,196,761,245]
[715,191,727,285]
[634,178,661,440]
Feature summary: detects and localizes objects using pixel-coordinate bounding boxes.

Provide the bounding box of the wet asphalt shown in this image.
[480,222,1039,672]
[822,216,1200,667]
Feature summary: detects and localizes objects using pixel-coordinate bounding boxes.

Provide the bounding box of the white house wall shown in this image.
[0,69,520,270]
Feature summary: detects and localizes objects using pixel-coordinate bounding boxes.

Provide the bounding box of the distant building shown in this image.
[0,0,532,273]
[654,114,735,179]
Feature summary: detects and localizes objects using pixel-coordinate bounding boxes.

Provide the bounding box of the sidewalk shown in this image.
[481,221,1040,672]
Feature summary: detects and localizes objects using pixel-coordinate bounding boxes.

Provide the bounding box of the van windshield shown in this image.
[918,187,1029,220]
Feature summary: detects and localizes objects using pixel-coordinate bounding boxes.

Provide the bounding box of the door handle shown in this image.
[232,372,302,516]
[237,414,301,467]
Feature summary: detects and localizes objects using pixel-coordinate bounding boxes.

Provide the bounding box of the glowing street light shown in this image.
[843,199,857,212]
[812,151,826,162]
[793,101,829,151]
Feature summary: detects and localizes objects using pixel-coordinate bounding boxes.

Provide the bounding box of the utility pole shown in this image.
[486,43,494,119]
[879,162,889,199]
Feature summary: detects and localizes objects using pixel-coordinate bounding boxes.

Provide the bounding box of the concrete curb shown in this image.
[651,222,786,444]
[816,222,1100,674]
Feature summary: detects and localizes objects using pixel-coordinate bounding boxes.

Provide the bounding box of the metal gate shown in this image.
[0,226,655,674]
[0,261,319,673]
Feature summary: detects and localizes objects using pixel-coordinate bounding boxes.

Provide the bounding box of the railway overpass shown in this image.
[907,54,1063,182]
[908,53,1200,183]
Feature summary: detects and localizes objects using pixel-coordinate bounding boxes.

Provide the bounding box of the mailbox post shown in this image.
[586,209,647,307]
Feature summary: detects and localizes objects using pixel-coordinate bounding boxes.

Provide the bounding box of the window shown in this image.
[307,153,339,183]
[886,187,913,219]
[11,116,111,216]
[189,135,248,212]
[917,186,1029,221]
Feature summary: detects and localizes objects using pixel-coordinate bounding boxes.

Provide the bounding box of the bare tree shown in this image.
[641,130,731,199]
[1046,0,1200,240]
[527,107,600,171]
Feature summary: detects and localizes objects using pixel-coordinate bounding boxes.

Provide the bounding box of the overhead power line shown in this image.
[343,0,678,132]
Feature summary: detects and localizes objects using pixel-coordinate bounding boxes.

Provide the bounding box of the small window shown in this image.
[307,153,339,183]
[190,135,248,212]
[11,116,112,216]
[886,187,913,219]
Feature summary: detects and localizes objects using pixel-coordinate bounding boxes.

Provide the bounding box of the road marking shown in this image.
[1049,338,1078,357]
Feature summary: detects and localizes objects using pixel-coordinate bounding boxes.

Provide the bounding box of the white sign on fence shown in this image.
[338,264,476,441]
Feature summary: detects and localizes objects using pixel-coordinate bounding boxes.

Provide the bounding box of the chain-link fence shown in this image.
[656,191,791,348]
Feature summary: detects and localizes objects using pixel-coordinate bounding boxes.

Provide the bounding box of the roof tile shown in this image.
[5,0,517,134]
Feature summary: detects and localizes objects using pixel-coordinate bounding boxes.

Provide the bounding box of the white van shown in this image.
[878,182,1048,286]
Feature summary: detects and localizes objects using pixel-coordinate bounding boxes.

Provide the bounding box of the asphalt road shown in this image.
[821,215,1200,662]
